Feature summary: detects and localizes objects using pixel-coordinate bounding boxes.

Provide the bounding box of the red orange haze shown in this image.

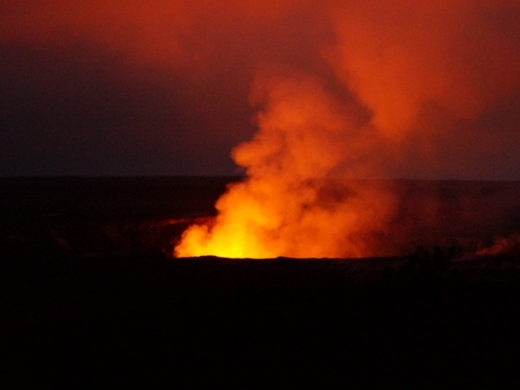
[175,74,396,258]
[175,0,520,258]
[1,1,519,258]
[176,0,520,258]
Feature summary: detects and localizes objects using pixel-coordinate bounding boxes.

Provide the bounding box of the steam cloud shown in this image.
[176,0,520,258]
[2,1,519,179]
[175,73,396,258]
[477,233,520,256]
[2,1,519,257]
[329,0,520,178]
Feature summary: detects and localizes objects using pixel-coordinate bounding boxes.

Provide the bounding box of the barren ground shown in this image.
[1,177,520,387]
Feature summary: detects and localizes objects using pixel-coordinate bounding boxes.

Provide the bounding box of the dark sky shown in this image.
[1,0,519,179]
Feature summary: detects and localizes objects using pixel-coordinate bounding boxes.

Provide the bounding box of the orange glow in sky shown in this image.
[1,1,519,256]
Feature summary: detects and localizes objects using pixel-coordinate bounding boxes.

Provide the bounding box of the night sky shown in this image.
[1,0,519,179]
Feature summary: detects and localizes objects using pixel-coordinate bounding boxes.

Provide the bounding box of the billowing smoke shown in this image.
[175,73,396,258]
[176,0,520,258]
[2,1,519,178]
[477,233,520,256]
[2,1,519,257]
[328,0,520,178]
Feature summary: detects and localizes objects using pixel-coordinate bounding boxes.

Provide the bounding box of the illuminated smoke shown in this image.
[2,1,519,258]
[175,73,396,258]
[328,0,520,177]
[176,0,520,258]
[477,233,520,256]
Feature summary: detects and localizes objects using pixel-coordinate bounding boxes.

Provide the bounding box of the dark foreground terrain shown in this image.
[1,177,520,387]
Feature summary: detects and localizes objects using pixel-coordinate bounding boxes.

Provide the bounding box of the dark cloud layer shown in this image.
[1,0,519,178]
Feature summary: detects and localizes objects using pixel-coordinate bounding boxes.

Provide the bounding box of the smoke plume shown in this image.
[176,0,520,258]
[329,0,520,178]
[175,73,396,258]
[477,233,520,256]
[1,1,519,257]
